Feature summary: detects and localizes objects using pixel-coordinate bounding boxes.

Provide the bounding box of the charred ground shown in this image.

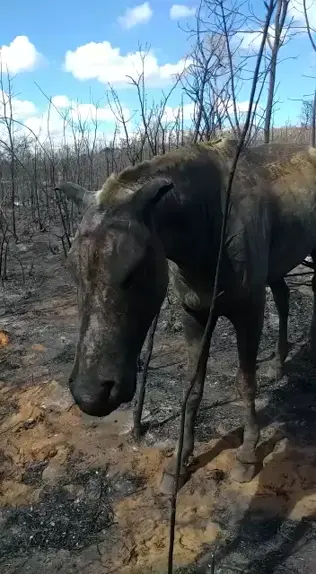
[0,229,316,573]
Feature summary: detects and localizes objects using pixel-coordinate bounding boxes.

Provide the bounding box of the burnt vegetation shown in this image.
[1,1,316,573]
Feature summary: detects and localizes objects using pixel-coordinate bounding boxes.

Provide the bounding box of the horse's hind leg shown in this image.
[270,278,290,379]
[308,250,316,363]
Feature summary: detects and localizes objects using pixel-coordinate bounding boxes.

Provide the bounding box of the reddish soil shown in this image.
[1,231,316,573]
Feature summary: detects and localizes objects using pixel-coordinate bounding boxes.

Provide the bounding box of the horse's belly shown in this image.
[268,224,316,282]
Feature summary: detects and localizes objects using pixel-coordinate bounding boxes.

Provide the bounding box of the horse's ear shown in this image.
[130,177,174,222]
[55,182,97,208]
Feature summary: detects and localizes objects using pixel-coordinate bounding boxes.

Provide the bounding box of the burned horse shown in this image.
[56,139,316,493]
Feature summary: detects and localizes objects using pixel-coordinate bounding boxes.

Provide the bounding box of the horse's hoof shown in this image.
[267,364,284,381]
[159,469,188,495]
[132,424,142,442]
[231,460,257,483]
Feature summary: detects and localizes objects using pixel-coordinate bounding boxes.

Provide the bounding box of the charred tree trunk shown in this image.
[264,0,289,144]
[312,89,316,147]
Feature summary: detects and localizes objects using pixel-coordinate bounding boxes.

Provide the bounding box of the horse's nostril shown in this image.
[69,378,118,417]
[101,380,115,392]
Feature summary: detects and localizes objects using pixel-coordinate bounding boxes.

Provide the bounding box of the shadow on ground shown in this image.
[192,349,316,574]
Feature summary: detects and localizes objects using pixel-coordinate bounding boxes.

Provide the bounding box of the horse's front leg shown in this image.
[229,291,265,483]
[160,305,217,494]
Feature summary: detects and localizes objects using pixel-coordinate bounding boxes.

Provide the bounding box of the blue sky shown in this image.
[1,0,316,141]
[1,0,188,102]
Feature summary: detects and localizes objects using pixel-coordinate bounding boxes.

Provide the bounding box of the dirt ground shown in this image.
[1,230,316,574]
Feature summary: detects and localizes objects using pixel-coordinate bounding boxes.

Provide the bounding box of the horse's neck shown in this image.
[153,187,218,278]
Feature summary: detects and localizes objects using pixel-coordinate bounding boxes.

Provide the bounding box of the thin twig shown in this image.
[133,312,160,440]
[167,1,277,572]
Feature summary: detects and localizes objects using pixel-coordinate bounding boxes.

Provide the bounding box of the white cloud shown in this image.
[64,40,189,86]
[289,0,316,28]
[51,96,130,122]
[0,91,37,119]
[236,24,287,51]
[18,98,131,144]
[0,94,125,145]
[169,4,196,19]
[162,99,251,124]
[71,102,130,122]
[0,36,41,74]
[0,89,252,146]
[229,100,251,114]
[236,2,316,51]
[22,111,85,145]
[0,90,125,145]
[11,98,37,118]
[118,2,153,29]
[236,0,316,51]
[217,99,251,116]
[23,110,65,142]
[163,102,195,121]
[51,95,70,108]
[236,30,264,50]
